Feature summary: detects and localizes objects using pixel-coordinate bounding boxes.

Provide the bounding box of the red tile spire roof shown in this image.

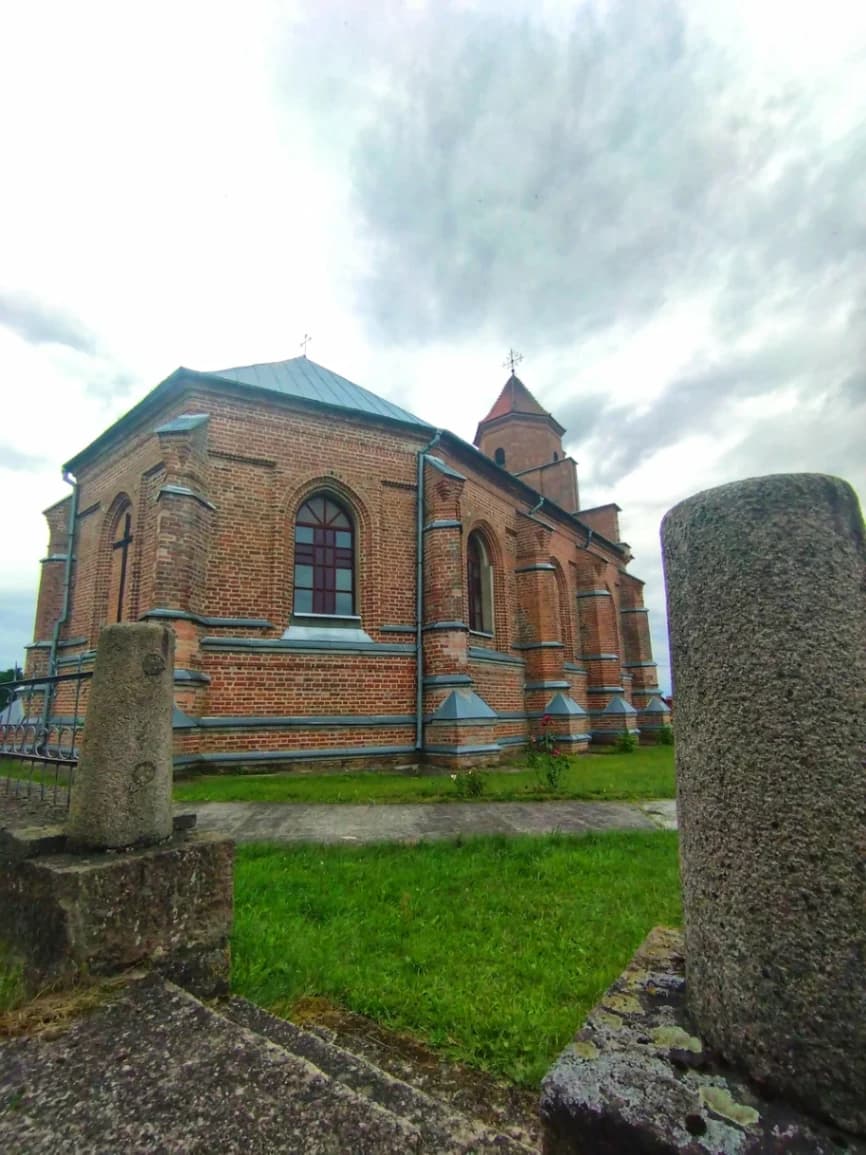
[479,373,551,425]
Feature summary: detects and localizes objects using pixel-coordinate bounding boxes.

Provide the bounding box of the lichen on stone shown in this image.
[650,1025,703,1053]
[699,1084,760,1127]
[591,1011,625,1031]
[604,993,643,1015]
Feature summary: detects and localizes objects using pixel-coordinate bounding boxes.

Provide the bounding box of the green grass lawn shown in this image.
[176,745,675,805]
[233,830,681,1085]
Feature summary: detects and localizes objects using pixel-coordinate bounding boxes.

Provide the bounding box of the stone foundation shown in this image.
[0,828,233,998]
[540,928,865,1154]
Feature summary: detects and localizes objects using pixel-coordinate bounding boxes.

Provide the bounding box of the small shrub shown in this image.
[527,714,569,791]
[614,731,638,754]
[657,724,674,747]
[450,769,486,798]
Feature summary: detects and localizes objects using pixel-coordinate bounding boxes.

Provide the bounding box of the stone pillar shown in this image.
[68,622,175,850]
[662,473,866,1135]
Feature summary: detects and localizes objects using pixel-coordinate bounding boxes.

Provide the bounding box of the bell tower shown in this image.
[474,367,579,513]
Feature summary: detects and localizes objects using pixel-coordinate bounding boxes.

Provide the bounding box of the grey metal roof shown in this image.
[203,356,430,429]
[154,413,210,434]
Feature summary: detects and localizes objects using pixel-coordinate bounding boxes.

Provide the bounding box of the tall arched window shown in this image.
[494,447,506,467]
[107,501,134,623]
[294,494,355,615]
[467,531,494,634]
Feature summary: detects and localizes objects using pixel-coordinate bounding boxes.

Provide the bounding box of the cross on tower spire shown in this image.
[503,348,523,376]
[300,333,312,357]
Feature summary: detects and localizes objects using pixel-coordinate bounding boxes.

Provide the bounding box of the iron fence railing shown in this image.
[0,661,92,810]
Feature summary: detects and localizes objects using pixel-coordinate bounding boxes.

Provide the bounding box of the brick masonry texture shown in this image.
[29,364,667,769]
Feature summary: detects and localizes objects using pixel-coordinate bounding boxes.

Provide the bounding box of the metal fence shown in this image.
[0,662,92,810]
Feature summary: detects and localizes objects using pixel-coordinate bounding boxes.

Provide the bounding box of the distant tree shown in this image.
[0,667,19,712]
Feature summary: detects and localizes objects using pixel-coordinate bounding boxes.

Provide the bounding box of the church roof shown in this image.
[205,357,429,429]
[474,373,565,444]
[479,374,551,424]
[63,355,429,474]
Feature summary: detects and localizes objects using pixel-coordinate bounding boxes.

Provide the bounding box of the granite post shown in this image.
[67,622,175,850]
[1,622,233,997]
[661,473,866,1134]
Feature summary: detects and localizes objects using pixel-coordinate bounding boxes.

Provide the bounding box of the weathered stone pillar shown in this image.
[662,473,866,1134]
[68,622,175,850]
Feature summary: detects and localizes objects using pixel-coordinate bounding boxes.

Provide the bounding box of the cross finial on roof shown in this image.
[300,333,312,357]
[503,348,523,375]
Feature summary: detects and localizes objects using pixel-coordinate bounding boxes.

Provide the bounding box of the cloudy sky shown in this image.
[2,0,865,690]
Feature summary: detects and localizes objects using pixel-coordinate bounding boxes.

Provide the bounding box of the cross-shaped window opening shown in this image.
[110,509,134,622]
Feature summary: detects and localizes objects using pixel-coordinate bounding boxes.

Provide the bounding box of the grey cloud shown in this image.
[0,291,99,355]
[0,446,51,472]
[348,0,866,346]
[722,386,866,491]
[569,331,855,486]
[0,589,36,669]
[302,0,865,500]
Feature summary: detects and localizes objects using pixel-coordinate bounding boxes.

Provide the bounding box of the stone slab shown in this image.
[0,812,198,862]
[188,799,662,843]
[0,976,424,1154]
[0,831,233,997]
[0,824,67,863]
[224,998,533,1153]
[540,927,866,1154]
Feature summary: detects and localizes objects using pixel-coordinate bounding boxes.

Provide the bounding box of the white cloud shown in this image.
[1,0,864,689]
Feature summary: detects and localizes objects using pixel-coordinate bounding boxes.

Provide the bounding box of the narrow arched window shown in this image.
[494,447,506,467]
[108,502,134,623]
[467,532,494,634]
[294,494,355,616]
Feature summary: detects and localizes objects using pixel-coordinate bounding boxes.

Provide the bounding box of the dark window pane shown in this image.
[306,496,326,521]
[294,493,355,617]
[467,532,492,633]
[294,564,313,588]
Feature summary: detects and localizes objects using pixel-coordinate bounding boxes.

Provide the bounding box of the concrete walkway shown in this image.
[185,799,677,844]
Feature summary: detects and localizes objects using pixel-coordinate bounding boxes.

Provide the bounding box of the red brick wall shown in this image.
[30,375,663,767]
[476,412,563,477]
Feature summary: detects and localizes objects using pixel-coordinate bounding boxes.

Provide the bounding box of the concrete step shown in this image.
[1,977,424,1153]
[0,975,538,1154]
[223,996,536,1154]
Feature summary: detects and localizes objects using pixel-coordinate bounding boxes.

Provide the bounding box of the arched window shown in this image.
[467,531,494,634]
[107,502,134,623]
[294,494,355,616]
[494,447,506,467]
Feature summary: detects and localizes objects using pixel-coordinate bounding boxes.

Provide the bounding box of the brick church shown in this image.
[26,356,669,770]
